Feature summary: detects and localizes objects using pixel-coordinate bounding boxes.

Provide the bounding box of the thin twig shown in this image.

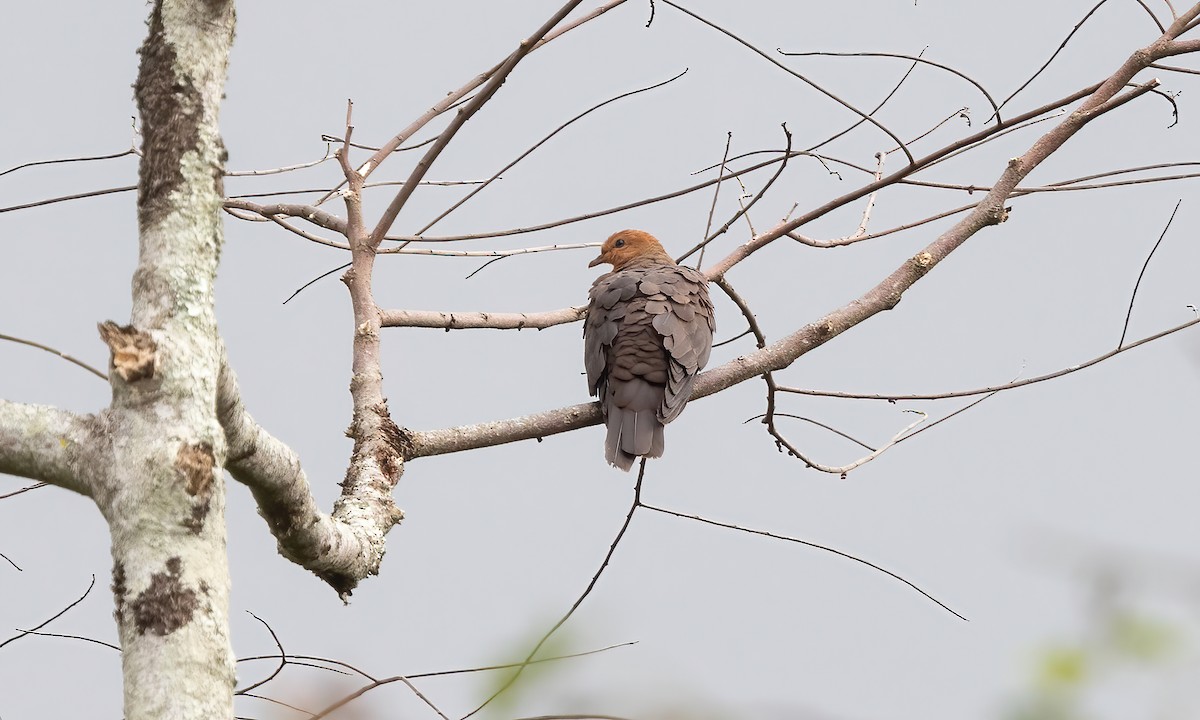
[308,643,636,720]
[697,132,733,270]
[461,461,647,720]
[235,612,287,695]
[780,317,1200,401]
[0,483,48,500]
[1119,199,1182,347]
[640,504,967,621]
[662,0,916,165]
[743,412,876,452]
[0,575,96,649]
[0,185,136,214]
[225,147,335,177]
[778,49,1001,122]
[0,333,108,381]
[677,124,793,264]
[369,0,590,247]
[10,629,121,652]
[0,148,137,179]
[993,0,1113,118]
[1150,60,1200,74]
[416,69,688,236]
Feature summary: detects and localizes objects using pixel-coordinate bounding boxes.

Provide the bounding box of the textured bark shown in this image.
[0,400,108,496]
[218,359,404,597]
[92,1,239,718]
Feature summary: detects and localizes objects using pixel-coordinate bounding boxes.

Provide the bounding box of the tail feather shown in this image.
[604,409,637,471]
[604,406,662,471]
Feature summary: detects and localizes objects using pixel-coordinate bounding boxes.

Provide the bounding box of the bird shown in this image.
[583,229,715,471]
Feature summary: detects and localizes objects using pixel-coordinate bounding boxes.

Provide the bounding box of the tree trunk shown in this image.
[97,1,237,717]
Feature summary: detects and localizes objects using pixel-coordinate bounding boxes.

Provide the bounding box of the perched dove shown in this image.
[584,229,715,471]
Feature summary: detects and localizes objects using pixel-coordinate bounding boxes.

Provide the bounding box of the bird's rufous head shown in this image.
[588,229,674,271]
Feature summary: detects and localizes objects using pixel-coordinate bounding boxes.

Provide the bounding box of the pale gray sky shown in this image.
[3,2,1200,719]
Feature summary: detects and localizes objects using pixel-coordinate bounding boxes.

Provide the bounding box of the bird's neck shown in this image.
[615,252,675,271]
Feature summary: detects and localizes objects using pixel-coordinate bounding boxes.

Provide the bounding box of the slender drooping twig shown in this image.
[779,48,1002,122]
[0,333,108,380]
[1119,199,1182,347]
[780,317,1200,401]
[461,460,648,719]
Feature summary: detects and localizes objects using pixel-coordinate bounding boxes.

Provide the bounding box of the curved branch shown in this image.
[778,49,1002,123]
[661,0,916,165]
[778,317,1200,401]
[217,358,403,598]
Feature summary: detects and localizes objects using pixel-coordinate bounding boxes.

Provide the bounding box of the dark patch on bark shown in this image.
[112,562,127,624]
[177,442,215,534]
[375,409,406,482]
[182,500,211,535]
[177,442,215,496]
[135,2,201,227]
[130,556,198,636]
[394,425,416,461]
[314,569,359,602]
[98,321,157,382]
[134,0,234,228]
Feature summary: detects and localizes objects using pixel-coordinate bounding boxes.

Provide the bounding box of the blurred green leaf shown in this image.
[1109,612,1177,662]
[1036,645,1088,690]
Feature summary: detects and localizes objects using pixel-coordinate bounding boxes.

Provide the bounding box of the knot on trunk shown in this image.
[98,321,157,382]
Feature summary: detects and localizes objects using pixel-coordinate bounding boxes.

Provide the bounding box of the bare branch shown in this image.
[0,333,108,380]
[0,185,135,214]
[0,401,105,496]
[662,0,917,165]
[679,124,794,266]
[1150,60,1200,74]
[369,0,590,246]
[0,575,97,650]
[222,200,348,234]
[0,147,137,179]
[1119,200,1182,347]
[462,461,646,718]
[0,482,47,500]
[779,316,1200,402]
[225,147,335,177]
[767,409,928,476]
[405,25,1190,459]
[217,358,403,598]
[310,643,637,720]
[994,0,1122,118]
[381,306,587,330]
[416,68,688,236]
[778,49,1002,123]
[351,0,629,189]
[235,612,287,696]
[641,504,966,620]
[696,131,733,270]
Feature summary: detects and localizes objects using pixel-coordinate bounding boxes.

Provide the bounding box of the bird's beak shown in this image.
[588,252,606,268]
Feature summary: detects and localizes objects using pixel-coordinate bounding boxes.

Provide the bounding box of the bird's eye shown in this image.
[614,239,625,248]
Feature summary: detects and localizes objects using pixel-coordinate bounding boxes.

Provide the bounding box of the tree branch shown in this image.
[380,306,587,330]
[403,24,1189,460]
[368,0,589,246]
[0,400,105,496]
[217,358,403,598]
